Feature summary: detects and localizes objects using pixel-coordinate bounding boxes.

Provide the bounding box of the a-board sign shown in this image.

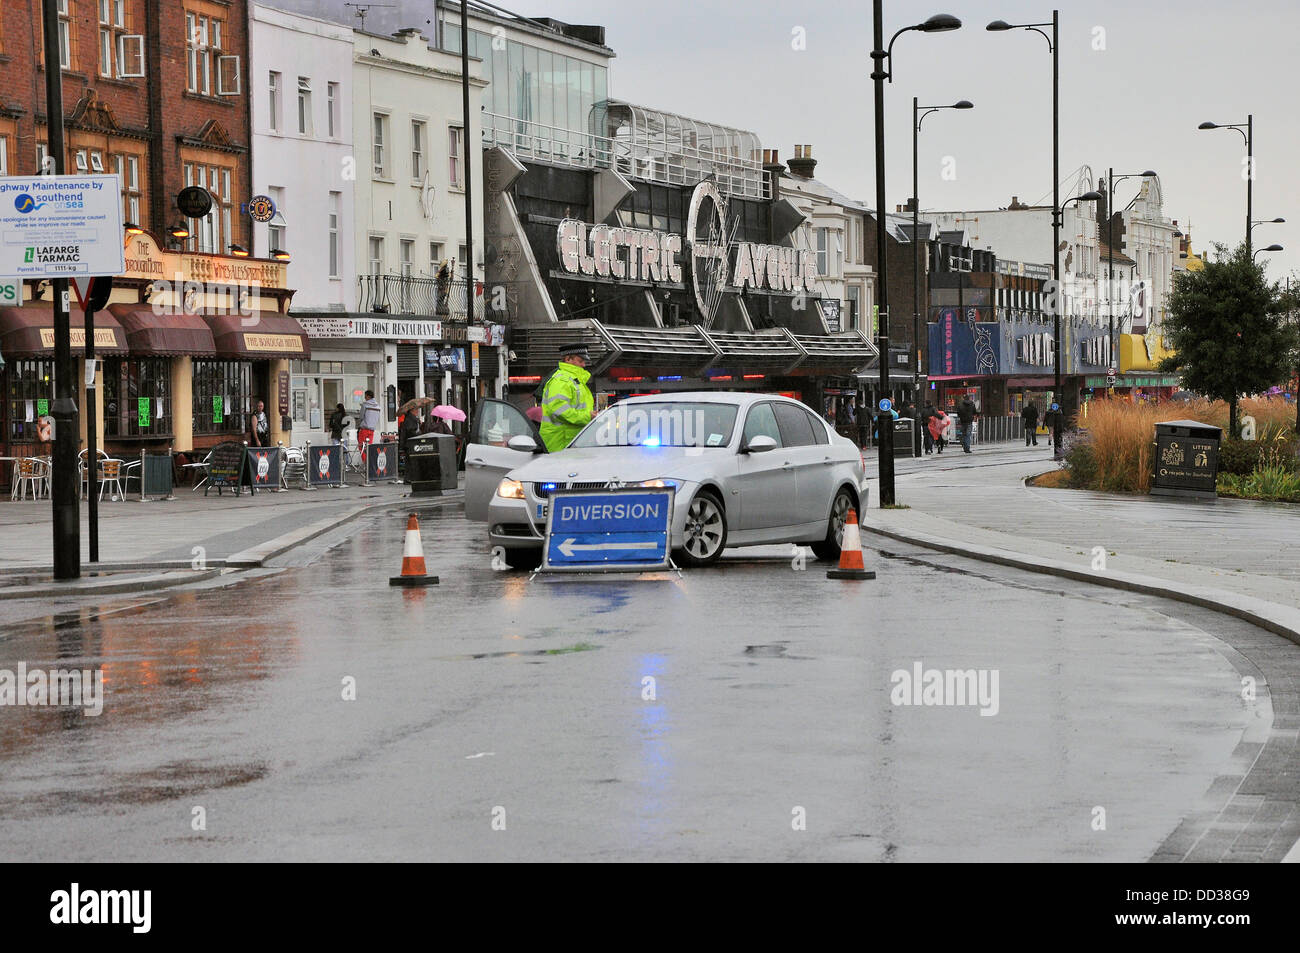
[205,441,246,495]
[244,446,283,492]
[366,441,397,483]
[139,451,174,501]
[308,444,344,487]
[541,488,675,573]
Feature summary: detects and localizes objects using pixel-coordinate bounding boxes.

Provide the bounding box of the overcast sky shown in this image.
[308,0,1299,280]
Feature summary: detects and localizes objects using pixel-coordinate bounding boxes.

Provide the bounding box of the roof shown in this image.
[780,174,870,214]
[1098,240,1136,266]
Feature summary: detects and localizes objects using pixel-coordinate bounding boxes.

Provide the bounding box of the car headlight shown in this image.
[496,478,525,499]
[636,479,680,489]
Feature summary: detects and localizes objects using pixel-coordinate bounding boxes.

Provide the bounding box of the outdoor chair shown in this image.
[97,459,126,501]
[183,451,213,491]
[11,458,50,501]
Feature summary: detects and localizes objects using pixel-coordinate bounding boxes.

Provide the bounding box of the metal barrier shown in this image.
[967,416,1026,445]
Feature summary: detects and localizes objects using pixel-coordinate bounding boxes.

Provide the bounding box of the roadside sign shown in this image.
[0,175,125,279]
[542,488,674,573]
[879,398,892,412]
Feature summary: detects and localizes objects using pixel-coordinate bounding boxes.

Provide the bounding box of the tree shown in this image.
[1159,243,1297,437]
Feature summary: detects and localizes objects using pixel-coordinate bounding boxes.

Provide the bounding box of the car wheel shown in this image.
[811,488,855,562]
[503,548,542,571]
[675,491,728,568]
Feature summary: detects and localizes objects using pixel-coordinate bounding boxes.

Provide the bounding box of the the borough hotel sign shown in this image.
[555,181,818,322]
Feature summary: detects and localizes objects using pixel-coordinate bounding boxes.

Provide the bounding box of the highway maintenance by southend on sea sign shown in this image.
[0,175,126,280]
[542,488,675,573]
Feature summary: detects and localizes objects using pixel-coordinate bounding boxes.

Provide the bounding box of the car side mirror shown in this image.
[743,435,778,454]
[508,434,541,453]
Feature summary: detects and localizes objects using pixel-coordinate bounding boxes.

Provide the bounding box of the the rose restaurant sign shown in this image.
[555,181,819,322]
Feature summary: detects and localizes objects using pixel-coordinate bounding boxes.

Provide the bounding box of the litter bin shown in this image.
[1151,419,1221,499]
[893,417,915,458]
[405,433,455,494]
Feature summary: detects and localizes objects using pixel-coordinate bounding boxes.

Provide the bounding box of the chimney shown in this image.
[762,149,784,201]
[1008,195,1027,210]
[787,143,817,178]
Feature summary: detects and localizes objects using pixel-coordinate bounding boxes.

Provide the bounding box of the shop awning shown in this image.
[791,332,877,373]
[201,312,311,359]
[0,304,128,358]
[708,330,804,373]
[107,304,217,357]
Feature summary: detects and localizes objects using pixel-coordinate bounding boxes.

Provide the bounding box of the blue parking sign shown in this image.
[542,488,674,572]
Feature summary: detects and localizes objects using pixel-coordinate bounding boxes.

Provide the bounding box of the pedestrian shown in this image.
[957,397,978,454]
[248,398,270,447]
[928,406,951,454]
[1043,402,1063,444]
[358,389,382,449]
[856,399,870,448]
[539,342,594,452]
[920,402,937,454]
[398,406,422,474]
[1021,401,1040,446]
[423,410,451,435]
[328,403,346,445]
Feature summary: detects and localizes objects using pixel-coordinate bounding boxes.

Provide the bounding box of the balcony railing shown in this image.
[357,273,485,321]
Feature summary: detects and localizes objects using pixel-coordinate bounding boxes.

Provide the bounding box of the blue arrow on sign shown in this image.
[879,398,892,412]
[543,489,674,571]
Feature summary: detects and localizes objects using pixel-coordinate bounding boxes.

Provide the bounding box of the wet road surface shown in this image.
[0,503,1273,861]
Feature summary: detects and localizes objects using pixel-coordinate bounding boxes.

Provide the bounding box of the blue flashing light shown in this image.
[656,375,683,382]
[540,482,558,491]
[641,437,661,447]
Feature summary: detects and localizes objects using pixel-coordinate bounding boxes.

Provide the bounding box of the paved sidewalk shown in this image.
[0,478,459,573]
[865,442,1300,611]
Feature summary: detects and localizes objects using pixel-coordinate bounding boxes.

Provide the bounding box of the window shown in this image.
[458,244,467,273]
[268,72,280,131]
[186,11,238,95]
[326,83,338,138]
[57,0,72,70]
[815,228,828,276]
[267,185,285,253]
[184,160,234,253]
[429,242,443,274]
[192,361,253,436]
[846,285,860,331]
[399,239,414,310]
[804,409,829,444]
[448,126,463,188]
[742,403,782,447]
[0,136,8,175]
[104,358,171,438]
[99,0,137,77]
[4,360,55,443]
[297,77,312,136]
[36,143,49,175]
[369,236,384,275]
[773,402,816,447]
[411,120,426,180]
[372,113,388,177]
[114,154,141,223]
[327,192,340,278]
[75,150,88,172]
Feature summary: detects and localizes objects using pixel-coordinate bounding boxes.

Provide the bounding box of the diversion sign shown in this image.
[542,488,675,573]
[0,175,126,279]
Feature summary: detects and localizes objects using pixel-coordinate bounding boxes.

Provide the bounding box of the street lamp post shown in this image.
[1252,243,1283,263]
[1103,169,1156,379]
[870,5,962,506]
[913,97,973,456]
[1198,116,1253,255]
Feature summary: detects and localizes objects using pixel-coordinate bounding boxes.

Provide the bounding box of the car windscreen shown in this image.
[570,402,740,448]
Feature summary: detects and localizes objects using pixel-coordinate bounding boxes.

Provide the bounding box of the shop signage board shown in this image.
[244,446,284,492]
[344,318,443,340]
[541,488,675,574]
[0,175,125,278]
[205,441,247,496]
[307,444,344,488]
[365,442,397,483]
[137,398,150,428]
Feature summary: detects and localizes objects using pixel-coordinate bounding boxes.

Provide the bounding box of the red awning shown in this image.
[201,313,311,359]
[106,304,217,357]
[0,304,129,358]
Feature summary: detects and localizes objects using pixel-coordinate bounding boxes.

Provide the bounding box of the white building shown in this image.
[1115,177,1180,337]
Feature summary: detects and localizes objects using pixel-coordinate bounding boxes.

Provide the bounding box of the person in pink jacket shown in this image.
[928,409,951,455]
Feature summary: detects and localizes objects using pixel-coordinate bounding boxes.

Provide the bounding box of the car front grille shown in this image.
[531,480,613,499]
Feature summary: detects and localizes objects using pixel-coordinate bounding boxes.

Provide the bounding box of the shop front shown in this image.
[1112,332,1179,401]
[0,230,308,489]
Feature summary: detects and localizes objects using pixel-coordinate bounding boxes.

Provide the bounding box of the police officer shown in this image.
[539,343,595,452]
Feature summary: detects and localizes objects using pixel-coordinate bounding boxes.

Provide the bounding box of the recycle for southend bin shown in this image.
[1151,420,1221,500]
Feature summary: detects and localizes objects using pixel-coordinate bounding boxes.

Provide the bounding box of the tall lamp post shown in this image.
[870,6,962,506]
[1253,243,1283,263]
[1102,169,1156,373]
[1198,116,1253,255]
[913,97,973,456]
[1250,217,1285,247]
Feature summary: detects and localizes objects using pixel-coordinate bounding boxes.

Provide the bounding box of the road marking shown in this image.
[557,538,658,557]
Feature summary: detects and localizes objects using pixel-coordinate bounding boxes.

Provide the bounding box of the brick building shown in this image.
[0,0,251,251]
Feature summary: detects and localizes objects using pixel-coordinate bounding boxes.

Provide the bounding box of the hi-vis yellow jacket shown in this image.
[539,361,594,452]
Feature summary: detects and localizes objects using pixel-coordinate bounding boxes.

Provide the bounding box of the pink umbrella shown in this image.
[525,405,545,423]
[430,404,468,422]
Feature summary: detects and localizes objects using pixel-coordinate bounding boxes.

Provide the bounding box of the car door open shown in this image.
[464,399,544,521]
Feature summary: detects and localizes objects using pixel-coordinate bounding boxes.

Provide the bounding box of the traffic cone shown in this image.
[826,508,875,580]
[389,513,440,587]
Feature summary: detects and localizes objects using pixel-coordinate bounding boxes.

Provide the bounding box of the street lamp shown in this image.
[1102,169,1157,378]
[988,9,1074,455]
[912,97,973,455]
[1198,117,1253,255]
[870,3,962,506]
[1052,190,1102,450]
[1250,217,1285,244]
[1253,243,1283,262]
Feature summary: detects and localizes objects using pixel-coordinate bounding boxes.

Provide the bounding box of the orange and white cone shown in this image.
[389,513,440,587]
[826,508,875,580]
